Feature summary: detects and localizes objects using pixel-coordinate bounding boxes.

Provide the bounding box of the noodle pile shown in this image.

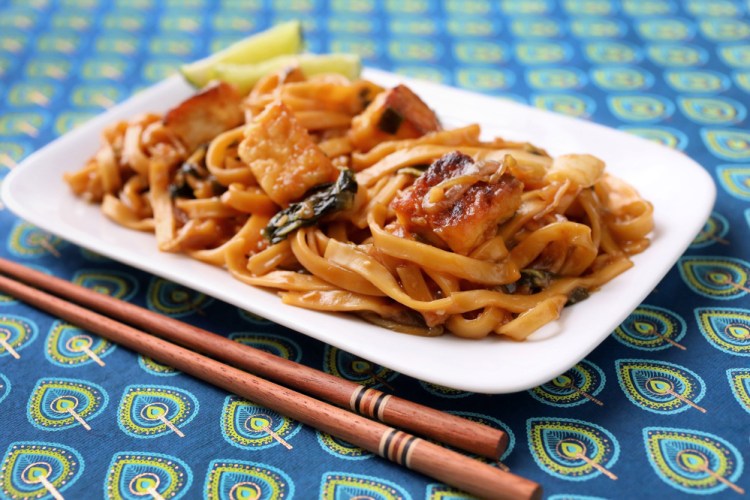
[64,67,654,340]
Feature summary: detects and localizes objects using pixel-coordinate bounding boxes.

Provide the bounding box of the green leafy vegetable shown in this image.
[169,145,225,199]
[262,169,358,244]
[566,287,590,306]
[501,269,555,295]
[170,146,207,199]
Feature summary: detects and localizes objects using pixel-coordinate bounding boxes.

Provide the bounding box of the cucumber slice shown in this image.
[215,53,362,94]
[180,21,303,88]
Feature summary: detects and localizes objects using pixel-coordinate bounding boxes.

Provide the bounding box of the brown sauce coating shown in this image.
[391,151,523,255]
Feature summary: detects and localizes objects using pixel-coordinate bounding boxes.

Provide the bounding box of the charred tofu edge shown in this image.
[378,84,442,135]
[164,81,245,153]
[239,100,339,207]
[391,151,524,255]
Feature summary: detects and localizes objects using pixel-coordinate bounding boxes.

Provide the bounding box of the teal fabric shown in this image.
[0,1,749,498]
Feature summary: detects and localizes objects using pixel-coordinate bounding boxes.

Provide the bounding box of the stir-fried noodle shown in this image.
[65,68,653,339]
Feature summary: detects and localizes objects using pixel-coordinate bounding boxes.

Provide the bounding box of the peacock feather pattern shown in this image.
[726,368,750,414]
[700,128,750,161]
[80,248,110,262]
[695,307,750,355]
[104,451,192,500]
[0,372,9,406]
[138,356,179,376]
[643,427,744,495]
[72,269,138,300]
[147,277,213,317]
[620,126,687,150]
[324,346,396,388]
[607,94,674,122]
[7,221,66,258]
[717,165,750,200]
[614,305,687,351]
[0,314,37,359]
[27,377,108,431]
[204,459,294,499]
[221,395,301,450]
[0,290,16,306]
[616,359,707,414]
[0,441,84,499]
[117,385,198,438]
[419,381,471,399]
[237,308,272,325]
[529,360,605,407]
[320,472,412,500]
[678,97,746,125]
[527,418,620,481]
[691,212,730,248]
[317,432,373,460]
[229,332,301,362]
[45,320,115,367]
[425,483,475,499]
[678,256,750,300]
[547,496,608,500]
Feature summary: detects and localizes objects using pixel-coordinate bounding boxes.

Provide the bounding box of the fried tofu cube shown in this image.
[238,101,339,207]
[350,84,441,152]
[391,151,523,255]
[163,81,244,153]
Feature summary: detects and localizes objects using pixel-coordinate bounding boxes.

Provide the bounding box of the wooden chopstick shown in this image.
[0,271,542,500]
[0,257,507,460]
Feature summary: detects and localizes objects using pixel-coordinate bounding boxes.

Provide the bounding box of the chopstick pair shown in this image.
[0,257,506,459]
[0,257,542,500]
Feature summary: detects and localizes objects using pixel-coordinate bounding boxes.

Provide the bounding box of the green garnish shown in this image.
[262,169,358,244]
[180,21,303,88]
[566,287,590,306]
[502,269,555,295]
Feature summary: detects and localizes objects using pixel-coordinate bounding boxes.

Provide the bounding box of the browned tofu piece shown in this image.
[163,81,244,152]
[391,151,523,255]
[238,100,338,207]
[350,84,441,152]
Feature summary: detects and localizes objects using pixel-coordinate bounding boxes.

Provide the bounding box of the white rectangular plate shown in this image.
[2,69,715,393]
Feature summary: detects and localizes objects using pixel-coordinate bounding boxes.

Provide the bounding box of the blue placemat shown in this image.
[0,1,749,498]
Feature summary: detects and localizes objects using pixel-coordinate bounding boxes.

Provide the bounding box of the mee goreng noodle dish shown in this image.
[64,66,654,340]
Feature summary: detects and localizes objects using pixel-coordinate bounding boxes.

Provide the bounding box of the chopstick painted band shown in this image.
[379,429,418,468]
[350,385,391,421]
